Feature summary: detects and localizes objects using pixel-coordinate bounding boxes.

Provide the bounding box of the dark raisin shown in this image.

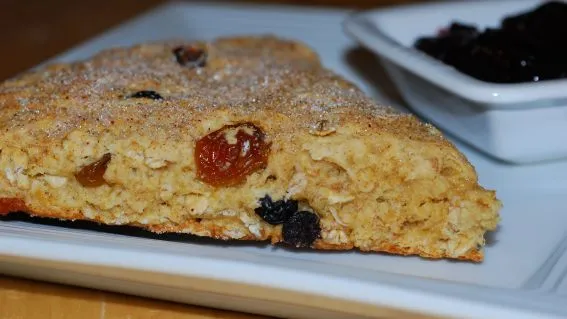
[129,90,163,100]
[173,46,207,67]
[282,211,321,248]
[254,195,297,225]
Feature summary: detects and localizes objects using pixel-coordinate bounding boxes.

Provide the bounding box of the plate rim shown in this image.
[0,222,563,319]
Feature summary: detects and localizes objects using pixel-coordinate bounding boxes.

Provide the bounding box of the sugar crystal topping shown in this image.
[0,36,401,140]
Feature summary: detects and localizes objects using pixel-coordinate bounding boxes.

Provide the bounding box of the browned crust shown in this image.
[361,243,482,263]
[313,241,481,262]
[144,219,262,241]
[312,241,354,251]
[0,198,27,215]
[0,197,482,262]
[0,197,260,240]
[0,198,91,221]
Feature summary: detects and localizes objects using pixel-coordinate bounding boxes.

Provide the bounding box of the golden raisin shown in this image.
[75,153,112,187]
[195,123,269,187]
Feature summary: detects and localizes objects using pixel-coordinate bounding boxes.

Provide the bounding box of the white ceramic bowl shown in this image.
[344,0,567,164]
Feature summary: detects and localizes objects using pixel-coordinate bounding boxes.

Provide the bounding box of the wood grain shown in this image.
[0,276,272,319]
[0,0,427,318]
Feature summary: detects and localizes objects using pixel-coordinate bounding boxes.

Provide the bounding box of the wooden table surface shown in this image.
[1,0,428,318]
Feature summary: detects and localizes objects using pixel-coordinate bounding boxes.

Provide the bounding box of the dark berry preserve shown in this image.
[413,1,567,84]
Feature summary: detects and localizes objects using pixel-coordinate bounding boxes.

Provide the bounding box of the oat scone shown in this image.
[0,36,501,262]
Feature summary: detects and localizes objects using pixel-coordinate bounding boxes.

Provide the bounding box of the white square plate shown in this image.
[1,1,567,318]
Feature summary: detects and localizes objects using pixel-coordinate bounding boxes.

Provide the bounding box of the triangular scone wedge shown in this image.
[0,36,500,262]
